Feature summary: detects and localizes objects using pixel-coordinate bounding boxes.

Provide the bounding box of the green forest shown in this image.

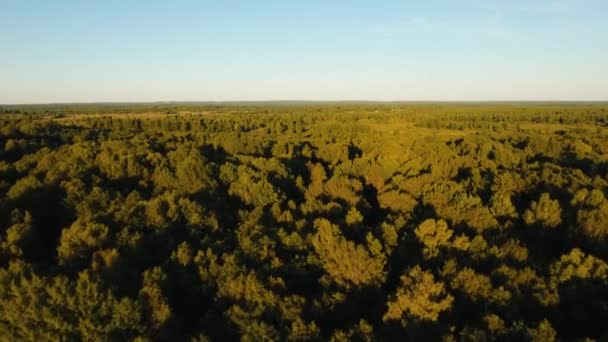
[0,102,607,341]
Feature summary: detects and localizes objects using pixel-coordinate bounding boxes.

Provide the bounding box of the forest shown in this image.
[0,102,607,341]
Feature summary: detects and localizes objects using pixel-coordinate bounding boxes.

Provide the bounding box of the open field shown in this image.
[1,103,608,340]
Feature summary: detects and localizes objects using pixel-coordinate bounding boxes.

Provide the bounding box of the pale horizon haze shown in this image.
[1,0,607,104]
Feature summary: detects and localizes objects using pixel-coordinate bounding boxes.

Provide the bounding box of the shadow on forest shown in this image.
[560,152,608,177]
[6,184,74,268]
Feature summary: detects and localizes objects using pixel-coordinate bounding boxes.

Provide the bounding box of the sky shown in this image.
[1,0,607,103]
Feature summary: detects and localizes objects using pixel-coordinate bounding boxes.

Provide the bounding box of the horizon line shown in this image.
[3,99,608,106]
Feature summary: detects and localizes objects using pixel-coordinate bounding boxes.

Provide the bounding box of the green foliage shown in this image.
[572,188,608,240]
[58,219,109,266]
[415,219,453,258]
[173,148,217,194]
[423,181,497,232]
[226,164,279,207]
[345,207,364,226]
[1,103,607,340]
[383,266,453,325]
[0,263,145,341]
[311,218,385,288]
[1,210,37,258]
[550,248,608,284]
[489,192,518,219]
[524,193,562,228]
[451,267,511,305]
[139,267,173,334]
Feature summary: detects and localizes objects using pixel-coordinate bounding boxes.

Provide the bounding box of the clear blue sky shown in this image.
[1,0,607,103]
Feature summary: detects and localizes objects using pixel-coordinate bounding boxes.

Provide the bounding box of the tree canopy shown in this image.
[1,102,607,340]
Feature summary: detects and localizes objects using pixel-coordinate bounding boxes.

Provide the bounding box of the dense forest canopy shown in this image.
[1,102,607,341]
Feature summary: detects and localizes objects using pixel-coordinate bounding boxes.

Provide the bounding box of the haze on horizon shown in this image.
[1,0,607,104]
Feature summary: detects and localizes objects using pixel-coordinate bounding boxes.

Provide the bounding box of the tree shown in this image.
[226,164,279,208]
[383,266,453,326]
[489,192,518,219]
[139,267,173,336]
[324,175,363,206]
[451,267,510,305]
[174,149,217,194]
[311,218,385,288]
[57,219,109,266]
[572,189,608,240]
[415,219,453,258]
[1,210,37,258]
[345,207,364,226]
[577,203,608,240]
[0,263,145,340]
[524,193,562,228]
[528,319,557,342]
[550,248,608,284]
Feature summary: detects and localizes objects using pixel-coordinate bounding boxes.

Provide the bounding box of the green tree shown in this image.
[524,193,562,228]
[415,219,453,258]
[311,218,385,288]
[57,219,109,266]
[383,266,453,326]
[0,263,145,340]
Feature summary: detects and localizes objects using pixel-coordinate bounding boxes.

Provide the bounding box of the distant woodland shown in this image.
[0,103,607,341]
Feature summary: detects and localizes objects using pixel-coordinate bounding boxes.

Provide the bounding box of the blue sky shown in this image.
[1,0,607,103]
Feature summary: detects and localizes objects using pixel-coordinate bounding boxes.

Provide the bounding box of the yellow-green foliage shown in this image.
[58,219,109,265]
[415,219,453,258]
[383,266,453,325]
[524,193,562,228]
[1,103,607,340]
[572,189,608,240]
[550,248,608,284]
[311,218,385,288]
[0,263,145,341]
